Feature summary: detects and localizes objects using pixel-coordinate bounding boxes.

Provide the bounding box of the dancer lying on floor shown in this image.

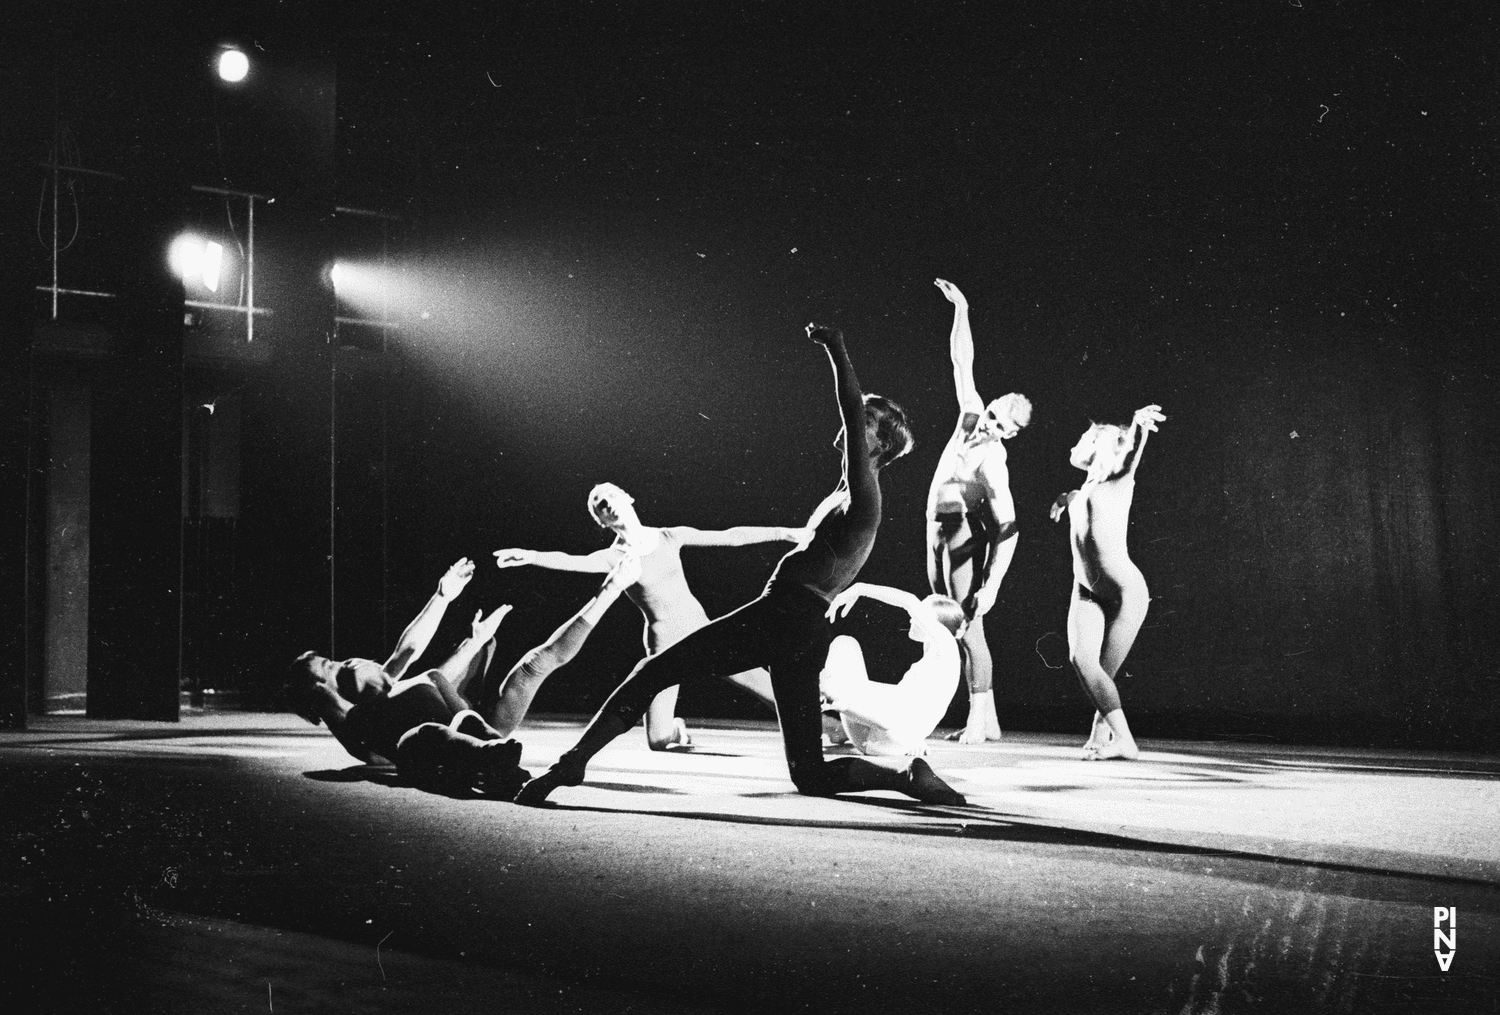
[1049,404,1165,760]
[289,557,647,795]
[286,560,525,794]
[820,583,964,757]
[926,279,1031,743]
[494,484,806,749]
[517,322,966,807]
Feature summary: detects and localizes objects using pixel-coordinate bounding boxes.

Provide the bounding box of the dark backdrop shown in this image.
[4,1,1496,748]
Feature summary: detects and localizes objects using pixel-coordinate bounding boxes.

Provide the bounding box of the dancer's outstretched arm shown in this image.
[828,583,947,641]
[1109,405,1166,480]
[383,558,475,680]
[1049,490,1078,523]
[493,547,616,573]
[671,525,810,547]
[935,279,984,416]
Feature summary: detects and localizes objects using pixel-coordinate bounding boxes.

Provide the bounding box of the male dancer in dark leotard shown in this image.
[926,279,1031,743]
[517,323,966,806]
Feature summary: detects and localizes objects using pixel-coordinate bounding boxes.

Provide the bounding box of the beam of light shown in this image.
[202,241,224,292]
[217,48,249,83]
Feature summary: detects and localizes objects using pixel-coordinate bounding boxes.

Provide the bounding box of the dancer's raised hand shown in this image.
[439,558,476,599]
[470,605,513,642]
[1133,405,1166,432]
[934,278,967,310]
[805,322,841,346]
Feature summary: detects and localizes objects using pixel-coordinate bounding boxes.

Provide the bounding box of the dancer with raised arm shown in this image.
[518,323,965,806]
[926,279,1032,742]
[494,487,804,749]
[1049,404,1166,760]
[285,557,479,719]
[820,583,965,757]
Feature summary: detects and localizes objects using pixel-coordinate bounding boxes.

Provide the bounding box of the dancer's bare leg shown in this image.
[956,612,1001,742]
[1066,591,1139,760]
[723,667,776,706]
[647,666,775,752]
[1091,579,1148,760]
[644,684,689,750]
[485,558,638,737]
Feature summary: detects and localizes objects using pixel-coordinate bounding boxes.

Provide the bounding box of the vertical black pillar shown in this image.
[86,178,185,721]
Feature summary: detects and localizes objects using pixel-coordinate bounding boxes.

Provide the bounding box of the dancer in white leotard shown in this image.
[820,583,965,757]
[494,483,807,748]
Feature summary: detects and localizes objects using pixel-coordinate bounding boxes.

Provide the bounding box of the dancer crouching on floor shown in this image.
[517,323,966,807]
[820,583,965,757]
[1049,404,1165,760]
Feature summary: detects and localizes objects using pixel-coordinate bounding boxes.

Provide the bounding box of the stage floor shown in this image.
[3,713,1497,1013]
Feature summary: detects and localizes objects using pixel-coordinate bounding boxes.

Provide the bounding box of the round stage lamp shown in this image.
[217,48,249,83]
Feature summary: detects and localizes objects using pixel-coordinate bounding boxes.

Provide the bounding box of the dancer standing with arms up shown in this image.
[518,323,965,806]
[493,489,804,749]
[1050,405,1166,760]
[927,279,1031,742]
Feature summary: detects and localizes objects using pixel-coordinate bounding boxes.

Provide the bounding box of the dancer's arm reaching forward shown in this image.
[493,547,617,573]
[671,525,811,547]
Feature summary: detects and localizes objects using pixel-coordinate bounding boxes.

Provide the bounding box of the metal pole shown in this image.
[246,196,255,343]
[329,341,337,658]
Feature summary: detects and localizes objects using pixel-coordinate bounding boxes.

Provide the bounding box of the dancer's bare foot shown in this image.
[946,694,1002,743]
[1082,738,1139,761]
[665,717,693,749]
[514,760,584,806]
[1082,710,1113,752]
[903,758,967,805]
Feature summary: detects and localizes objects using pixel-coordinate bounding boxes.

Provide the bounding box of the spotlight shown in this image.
[169,234,205,281]
[201,241,224,293]
[217,48,249,83]
[328,262,346,293]
[169,232,235,294]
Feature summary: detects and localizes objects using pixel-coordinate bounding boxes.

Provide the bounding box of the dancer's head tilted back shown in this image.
[286,650,389,704]
[977,392,1033,441]
[587,482,640,532]
[863,393,914,469]
[1070,422,1129,480]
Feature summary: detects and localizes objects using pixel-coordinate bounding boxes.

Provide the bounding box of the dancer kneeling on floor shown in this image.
[820,583,965,757]
[494,484,804,750]
[517,322,966,807]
